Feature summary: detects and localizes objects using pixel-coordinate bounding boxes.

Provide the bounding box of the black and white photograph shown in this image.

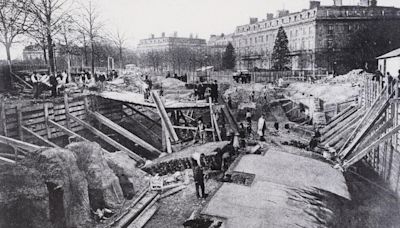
[0,0,400,227]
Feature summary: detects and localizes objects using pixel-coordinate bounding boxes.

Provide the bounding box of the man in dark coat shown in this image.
[192,159,206,198]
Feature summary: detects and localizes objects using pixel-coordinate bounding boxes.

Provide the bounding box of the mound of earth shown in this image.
[66,142,124,209]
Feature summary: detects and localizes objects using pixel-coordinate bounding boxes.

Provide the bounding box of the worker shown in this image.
[192,158,206,198]
[257,114,266,141]
[227,96,233,109]
[193,119,206,144]
[211,80,218,103]
[31,71,40,98]
[49,74,58,97]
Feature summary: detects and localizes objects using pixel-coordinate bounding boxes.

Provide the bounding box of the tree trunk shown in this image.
[119,47,123,69]
[90,39,94,76]
[47,32,55,75]
[83,36,88,66]
[42,45,48,65]
[5,43,12,70]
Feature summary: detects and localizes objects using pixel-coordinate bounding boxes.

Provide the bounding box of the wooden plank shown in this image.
[172,125,214,132]
[1,98,7,137]
[44,103,51,139]
[151,91,179,142]
[124,104,161,127]
[48,119,88,142]
[64,93,71,129]
[17,104,23,141]
[10,71,33,89]
[0,156,16,164]
[122,111,162,142]
[339,86,390,154]
[22,126,60,148]
[209,98,216,142]
[321,106,356,134]
[343,124,400,169]
[68,113,145,163]
[0,135,44,152]
[90,111,161,156]
[340,93,393,159]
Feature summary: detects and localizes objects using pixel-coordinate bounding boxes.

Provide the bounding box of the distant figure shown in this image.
[166,72,171,78]
[397,69,400,82]
[274,122,279,131]
[99,74,106,90]
[250,91,255,102]
[372,70,382,82]
[49,74,58,97]
[309,135,319,151]
[192,158,206,198]
[211,80,218,103]
[31,71,40,98]
[387,72,394,94]
[227,96,233,109]
[245,109,252,135]
[159,85,164,96]
[257,114,267,141]
[194,119,206,144]
[238,123,246,147]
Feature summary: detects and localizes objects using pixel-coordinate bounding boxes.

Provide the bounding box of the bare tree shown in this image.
[26,0,72,74]
[0,0,32,67]
[56,16,79,80]
[77,0,102,76]
[109,29,127,69]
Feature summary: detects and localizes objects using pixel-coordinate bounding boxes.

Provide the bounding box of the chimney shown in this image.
[370,0,377,6]
[249,17,258,24]
[266,13,274,20]
[277,10,289,17]
[310,1,321,9]
[150,34,155,39]
[161,32,165,37]
[333,0,342,6]
[190,33,193,39]
[173,31,178,37]
[195,34,198,38]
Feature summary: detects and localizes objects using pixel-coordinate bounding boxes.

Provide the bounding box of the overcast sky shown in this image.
[2,0,400,60]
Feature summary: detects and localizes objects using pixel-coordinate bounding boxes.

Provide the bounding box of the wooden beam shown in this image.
[151,91,179,142]
[343,124,400,169]
[0,135,44,152]
[22,126,61,148]
[209,98,216,141]
[321,109,361,141]
[0,155,16,164]
[339,86,389,154]
[172,125,214,132]
[90,111,161,155]
[44,103,51,139]
[124,103,161,127]
[68,113,145,163]
[48,119,88,142]
[64,93,71,129]
[340,93,393,159]
[17,104,23,141]
[321,106,357,135]
[122,111,162,142]
[10,71,33,89]
[1,98,7,136]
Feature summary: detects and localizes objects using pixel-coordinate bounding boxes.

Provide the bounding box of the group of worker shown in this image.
[193,80,219,102]
[372,69,400,95]
[31,71,68,98]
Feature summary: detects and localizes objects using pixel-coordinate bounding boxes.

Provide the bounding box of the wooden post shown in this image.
[1,98,7,136]
[209,98,216,142]
[64,93,70,129]
[44,103,51,139]
[17,104,23,141]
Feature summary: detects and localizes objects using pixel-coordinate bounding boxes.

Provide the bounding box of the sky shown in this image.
[2,0,400,60]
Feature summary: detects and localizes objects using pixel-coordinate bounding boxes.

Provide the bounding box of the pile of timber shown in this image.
[143,142,229,175]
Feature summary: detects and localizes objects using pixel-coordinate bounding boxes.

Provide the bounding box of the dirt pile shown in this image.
[154,77,186,90]
[224,83,273,103]
[104,151,150,199]
[31,148,92,228]
[66,142,124,209]
[0,163,52,228]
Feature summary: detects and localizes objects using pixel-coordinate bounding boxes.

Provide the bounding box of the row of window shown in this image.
[236,10,317,33]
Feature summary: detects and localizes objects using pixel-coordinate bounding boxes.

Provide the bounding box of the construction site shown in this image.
[0,64,400,228]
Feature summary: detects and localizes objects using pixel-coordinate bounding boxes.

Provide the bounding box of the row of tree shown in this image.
[0,0,129,76]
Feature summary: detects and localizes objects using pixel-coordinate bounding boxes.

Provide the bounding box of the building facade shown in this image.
[232,0,400,73]
[137,33,206,55]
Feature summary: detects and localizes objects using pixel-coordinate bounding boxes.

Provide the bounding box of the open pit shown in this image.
[0,69,400,228]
